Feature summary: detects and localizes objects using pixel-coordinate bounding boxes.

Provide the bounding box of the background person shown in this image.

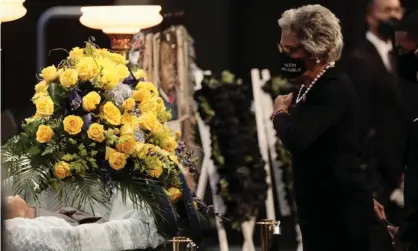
[345,0,407,229]
[387,10,418,251]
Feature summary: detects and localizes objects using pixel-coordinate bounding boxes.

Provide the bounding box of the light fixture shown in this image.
[79,5,163,56]
[0,0,27,23]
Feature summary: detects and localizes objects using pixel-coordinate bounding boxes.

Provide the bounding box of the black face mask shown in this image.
[397,49,418,83]
[278,52,307,80]
[377,17,400,40]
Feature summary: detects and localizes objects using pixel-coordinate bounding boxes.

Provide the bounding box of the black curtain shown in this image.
[1,0,115,126]
[187,0,368,76]
[3,0,417,115]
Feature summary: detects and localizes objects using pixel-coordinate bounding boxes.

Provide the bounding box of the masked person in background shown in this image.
[345,1,407,249]
[273,5,376,251]
[387,10,418,251]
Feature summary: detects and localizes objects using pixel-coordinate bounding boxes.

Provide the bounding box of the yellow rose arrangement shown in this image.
[3,41,211,235]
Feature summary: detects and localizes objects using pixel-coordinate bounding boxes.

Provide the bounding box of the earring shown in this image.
[316,58,320,64]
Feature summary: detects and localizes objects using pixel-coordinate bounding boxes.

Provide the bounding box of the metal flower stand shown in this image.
[257,220,281,251]
[168,237,197,251]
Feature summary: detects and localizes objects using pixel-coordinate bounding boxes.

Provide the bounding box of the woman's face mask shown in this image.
[278,51,308,80]
[396,48,418,83]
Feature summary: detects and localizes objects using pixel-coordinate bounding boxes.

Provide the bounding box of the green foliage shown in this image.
[55,174,111,212]
[48,82,67,107]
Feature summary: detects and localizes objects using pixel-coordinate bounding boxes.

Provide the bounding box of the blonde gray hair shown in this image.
[278,4,343,63]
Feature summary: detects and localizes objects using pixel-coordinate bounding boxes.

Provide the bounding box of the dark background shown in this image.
[2,0,418,248]
[2,0,417,124]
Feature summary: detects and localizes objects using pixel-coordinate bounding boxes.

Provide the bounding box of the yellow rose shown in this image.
[82,91,101,112]
[63,115,83,135]
[102,101,122,125]
[100,69,119,90]
[122,97,136,112]
[161,137,178,153]
[132,89,151,103]
[76,57,98,81]
[41,65,58,82]
[135,82,158,97]
[87,123,105,142]
[109,151,127,170]
[166,187,182,203]
[120,124,134,135]
[138,112,158,131]
[116,64,130,82]
[35,96,54,116]
[69,47,84,61]
[34,80,48,93]
[116,134,136,155]
[107,52,128,65]
[150,122,164,135]
[105,146,117,160]
[139,97,159,114]
[54,161,71,179]
[59,69,78,88]
[147,164,163,178]
[133,69,147,81]
[121,113,139,128]
[36,125,54,143]
[32,92,48,103]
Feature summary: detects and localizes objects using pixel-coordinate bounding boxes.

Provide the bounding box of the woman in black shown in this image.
[273,5,375,251]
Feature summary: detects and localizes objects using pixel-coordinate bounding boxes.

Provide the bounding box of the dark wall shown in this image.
[1,0,417,124]
[1,0,115,123]
[187,0,368,76]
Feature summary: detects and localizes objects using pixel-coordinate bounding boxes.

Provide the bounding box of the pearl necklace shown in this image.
[296,62,335,104]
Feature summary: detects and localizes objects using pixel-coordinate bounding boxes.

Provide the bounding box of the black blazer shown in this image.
[401,119,418,243]
[273,67,373,250]
[345,40,409,195]
[274,67,369,198]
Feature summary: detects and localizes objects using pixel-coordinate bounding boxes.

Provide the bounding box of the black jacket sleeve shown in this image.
[400,121,418,242]
[273,82,345,152]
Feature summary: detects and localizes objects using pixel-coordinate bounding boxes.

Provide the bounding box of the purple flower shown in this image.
[83,113,93,131]
[69,90,83,110]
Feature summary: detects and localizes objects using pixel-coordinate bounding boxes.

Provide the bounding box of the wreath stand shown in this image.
[250,68,303,251]
[193,69,277,251]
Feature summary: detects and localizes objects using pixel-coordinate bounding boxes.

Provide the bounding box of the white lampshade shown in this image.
[0,0,27,23]
[80,5,163,34]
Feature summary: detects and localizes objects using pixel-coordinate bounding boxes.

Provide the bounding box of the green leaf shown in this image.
[56,175,111,213]
[28,146,42,156]
[2,153,52,202]
[22,120,42,137]
[48,82,67,106]
[42,143,59,156]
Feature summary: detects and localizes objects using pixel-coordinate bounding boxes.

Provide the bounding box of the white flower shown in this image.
[106,83,133,107]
